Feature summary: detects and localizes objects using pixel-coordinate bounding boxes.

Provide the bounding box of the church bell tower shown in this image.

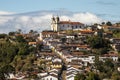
[51,16,60,32]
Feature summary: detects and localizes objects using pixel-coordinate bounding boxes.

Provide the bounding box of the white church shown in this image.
[51,16,85,31]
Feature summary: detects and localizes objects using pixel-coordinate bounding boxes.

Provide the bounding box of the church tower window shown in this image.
[76,26,77,28]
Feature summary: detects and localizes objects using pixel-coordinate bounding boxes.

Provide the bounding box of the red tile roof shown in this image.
[42,31,57,34]
[80,30,94,33]
[59,21,84,25]
[28,42,37,45]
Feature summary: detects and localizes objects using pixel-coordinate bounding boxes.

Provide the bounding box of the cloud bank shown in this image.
[0,11,14,15]
[0,10,103,33]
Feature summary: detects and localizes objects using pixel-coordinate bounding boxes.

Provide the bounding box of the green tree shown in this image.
[1,65,15,74]
[86,72,100,80]
[97,48,108,55]
[0,42,18,67]
[102,22,105,25]
[16,35,26,42]
[0,34,7,39]
[111,71,120,80]
[29,30,34,33]
[95,59,104,72]
[0,65,15,79]
[36,42,43,51]
[29,74,38,79]
[87,36,110,49]
[112,29,120,38]
[18,43,29,55]
[8,32,16,36]
[112,29,120,34]
[75,73,86,80]
[104,59,114,70]
[0,71,5,80]
[106,21,112,26]
[17,29,22,34]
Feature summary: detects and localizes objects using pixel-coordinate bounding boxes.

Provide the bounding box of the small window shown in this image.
[76,26,77,28]
[72,26,74,29]
[92,57,95,59]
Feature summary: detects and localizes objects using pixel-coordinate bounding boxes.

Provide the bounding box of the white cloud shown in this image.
[61,12,102,24]
[0,11,14,15]
[0,16,13,24]
[18,16,30,22]
[0,11,15,25]
[0,10,103,33]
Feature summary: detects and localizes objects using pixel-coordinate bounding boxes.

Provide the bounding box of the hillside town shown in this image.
[0,16,120,80]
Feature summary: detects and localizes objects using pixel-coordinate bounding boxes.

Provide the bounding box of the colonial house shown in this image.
[66,66,83,80]
[6,72,25,80]
[99,52,118,62]
[37,69,59,80]
[66,34,75,39]
[70,51,95,64]
[103,32,113,38]
[110,38,120,44]
[28,42,37,47]
[58,50,95,64]
[39,74,58,80]
[51,16,84,31]
[39,30,58,40]
[52,58,62,63]
[108,26,120,31]
[78,30,95,36]
[102,25,120,31]
[112,44,120,51]
[69,59,84,68]
[51,61,62,69]
[110,38,120,51]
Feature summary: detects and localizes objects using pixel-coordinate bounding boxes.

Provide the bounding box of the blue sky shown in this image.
[0,0,119,15]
